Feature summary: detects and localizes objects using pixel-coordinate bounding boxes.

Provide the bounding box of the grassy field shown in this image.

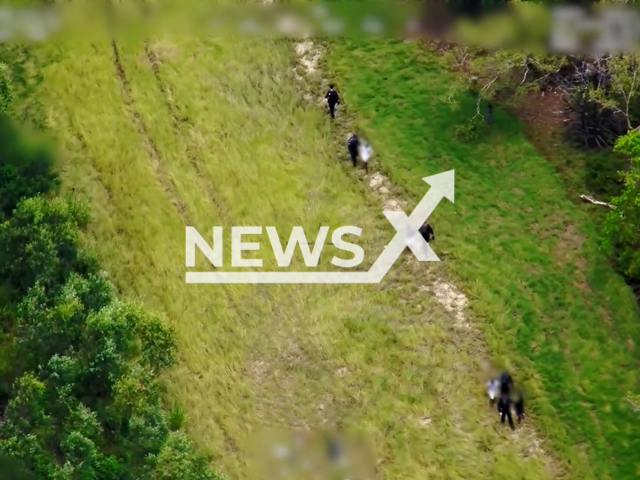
[326,38,640,480]
[3,21,640,480]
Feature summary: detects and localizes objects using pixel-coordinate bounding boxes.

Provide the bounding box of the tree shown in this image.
[79,301,177,402]
[0,311,180,480]
[0,113,59,219]
[1,362,107,480]
[146,432,222,480]
[602,131,640,279]
[439,2,640,148]
[11,273,114,376]
[0,196,96,296]
[0,373,56,479]
[0,452,35,480]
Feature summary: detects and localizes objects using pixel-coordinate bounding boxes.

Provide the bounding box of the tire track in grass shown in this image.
[292,38,566,478]
[143,42,233,227]
[67,115,115,206]
[142,39,249,312]
[64,113,132,296]
[110,39,191,226]
[144,39,272,458]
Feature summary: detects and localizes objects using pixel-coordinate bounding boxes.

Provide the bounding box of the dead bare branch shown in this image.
[580,195,616,210]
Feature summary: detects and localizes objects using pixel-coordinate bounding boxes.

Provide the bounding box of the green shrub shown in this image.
[146,432,223,480]
[0,196,95,297]
[0,114,59,219]
[453,117,486,143]
[603,131,640,280]
[168,402,186,432]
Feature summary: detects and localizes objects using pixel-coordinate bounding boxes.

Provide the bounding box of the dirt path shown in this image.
[292,37,564,477]
[292,37,474,369]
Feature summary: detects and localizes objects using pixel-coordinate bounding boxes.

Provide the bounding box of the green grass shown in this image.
[2,34,571,480]
[326,38,640,480]
[4,19,640,480]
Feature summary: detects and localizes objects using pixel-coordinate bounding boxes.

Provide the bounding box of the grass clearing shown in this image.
[1,32,572,480]
[326,38,640,480]
[3,5,640,475]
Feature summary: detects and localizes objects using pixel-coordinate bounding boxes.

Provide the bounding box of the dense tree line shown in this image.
[0,63,221,480]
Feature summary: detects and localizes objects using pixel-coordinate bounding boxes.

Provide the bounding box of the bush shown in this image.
[168,402,186,431]
[0,113,59,219]
[0,196,95,297]
[602,131,640,280]
[0,278,208,480]
[146,432,223,480]
[566,91,627,150]
[453,117,486,143]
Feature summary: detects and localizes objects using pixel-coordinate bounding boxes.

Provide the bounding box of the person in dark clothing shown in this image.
[485,103,493,125]
[487,370,524,430]
[325,84,340,119]
[419,221,435,243]
[514,391,525,423]
[497,392,516,430]
[347,133,359,167]
[498,371,513,396]
[487,371,512,407]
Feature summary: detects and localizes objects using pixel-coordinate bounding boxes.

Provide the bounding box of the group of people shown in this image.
[486,371,525,430]
[325,84,436,244]
[328,84,525,434]
[325,85,370,172]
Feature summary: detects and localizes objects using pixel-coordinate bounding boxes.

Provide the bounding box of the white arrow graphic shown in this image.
[186,170,454,284]
[367,169,454,282]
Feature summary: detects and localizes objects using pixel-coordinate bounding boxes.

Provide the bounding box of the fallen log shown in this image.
[580,194,616,210]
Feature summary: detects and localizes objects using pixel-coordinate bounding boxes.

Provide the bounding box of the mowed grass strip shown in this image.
[6,35,564,480]
[326,38,640,480]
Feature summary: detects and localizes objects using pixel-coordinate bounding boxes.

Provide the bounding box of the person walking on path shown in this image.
[325,84,340,119]
[497,391,516,430]
[419,221,435,243]
[347,133,360,167]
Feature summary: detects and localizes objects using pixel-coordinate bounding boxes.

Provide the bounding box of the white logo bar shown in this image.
[186,170,454,284]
